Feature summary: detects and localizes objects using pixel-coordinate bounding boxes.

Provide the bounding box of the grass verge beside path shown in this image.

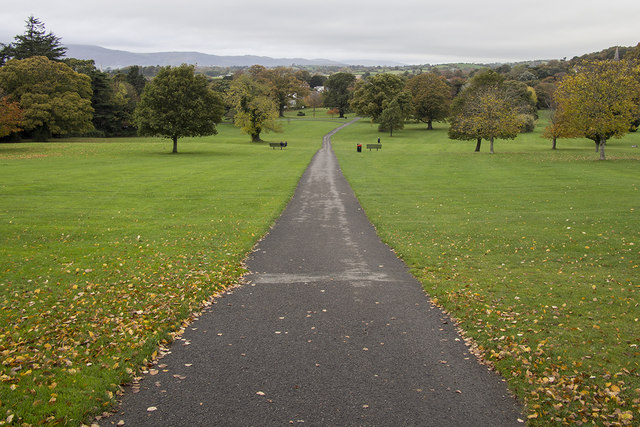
[333,119,639,425]
[0,118,344,425]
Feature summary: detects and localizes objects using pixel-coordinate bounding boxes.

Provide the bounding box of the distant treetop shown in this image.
[1,16,66,65]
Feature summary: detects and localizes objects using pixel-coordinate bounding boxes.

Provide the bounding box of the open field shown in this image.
[0,118,344,425]
[332,117,639,425]
[1,112,638,425]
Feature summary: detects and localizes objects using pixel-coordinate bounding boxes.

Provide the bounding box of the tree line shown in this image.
[2,16,639,159]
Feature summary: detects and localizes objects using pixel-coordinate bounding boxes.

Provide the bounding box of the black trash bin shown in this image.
[357,144,362,152]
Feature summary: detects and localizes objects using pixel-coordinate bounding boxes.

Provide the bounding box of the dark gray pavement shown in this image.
[104,121,523,426]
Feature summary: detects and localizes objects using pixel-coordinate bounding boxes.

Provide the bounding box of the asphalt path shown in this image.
[104,120,523,426]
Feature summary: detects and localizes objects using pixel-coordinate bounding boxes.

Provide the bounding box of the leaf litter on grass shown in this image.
[332,121,640,426]
[0,241,245,425]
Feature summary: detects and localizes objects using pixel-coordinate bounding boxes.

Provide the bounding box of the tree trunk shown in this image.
[599,138,606,160]
[552,136,557,150]
[251,132,262,143]
[475,138,482,152]
[172,135,178,153]
[339,109,345,118]
[595,140,600,153]
[490,137,495,154]
[427,120,433,130]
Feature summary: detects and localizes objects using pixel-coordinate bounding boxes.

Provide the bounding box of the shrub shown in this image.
[519,114,536,133]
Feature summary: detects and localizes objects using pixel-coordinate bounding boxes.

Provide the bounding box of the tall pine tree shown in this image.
[1,16,66,64]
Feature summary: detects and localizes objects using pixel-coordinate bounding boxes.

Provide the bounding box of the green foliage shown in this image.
[324,72,356,118]
[243,66,309,117]
[111,80,139,131]
[571,46,633,65]
[0,56,93,140]
[529,60,569,81]
[468,68,504,87]
[555,60,640,159]
[210,78,232,96]
[469,88,522,149]
[405,72,451,130]
[125,66,147,96]
[309,74,327,88]
[519,113,536,133]
[350,73,411,125]
[64,58,134,136]
[448,70,526,153]
[134,64,224,153]
[226,73,281,142]
[504,80,538,118]
[267,67,309,116]
[378,98,405,136]
[623,42,640,64]
[89,70,120,136]
[0,16,66,64]
[533,81,557,109]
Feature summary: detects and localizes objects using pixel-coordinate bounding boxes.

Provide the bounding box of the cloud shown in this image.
[1,0,639,64]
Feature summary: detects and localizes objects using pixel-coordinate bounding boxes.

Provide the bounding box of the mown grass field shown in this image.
[2,110,638,426]
[332,116,639,425]
[0,117,344,425]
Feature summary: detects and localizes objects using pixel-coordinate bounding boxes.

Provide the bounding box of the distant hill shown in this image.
[64,44,400,69]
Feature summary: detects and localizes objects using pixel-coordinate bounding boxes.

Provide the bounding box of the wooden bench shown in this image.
[269,142,288,150]
[366,144,382,151]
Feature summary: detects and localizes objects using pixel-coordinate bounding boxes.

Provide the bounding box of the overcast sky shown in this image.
[2,1,640,64]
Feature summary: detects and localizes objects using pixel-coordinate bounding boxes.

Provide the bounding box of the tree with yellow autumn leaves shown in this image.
[552,60,640,160]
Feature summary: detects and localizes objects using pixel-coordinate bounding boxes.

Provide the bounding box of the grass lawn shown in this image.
[2,110,638,425]
[332,116,639,425]
[0,117,345,425]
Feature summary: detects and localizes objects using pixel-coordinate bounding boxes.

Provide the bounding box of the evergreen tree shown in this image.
[126,66,147,96]
[324,72,356,118]
[64,58,123,136]
[1,16,66,65]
